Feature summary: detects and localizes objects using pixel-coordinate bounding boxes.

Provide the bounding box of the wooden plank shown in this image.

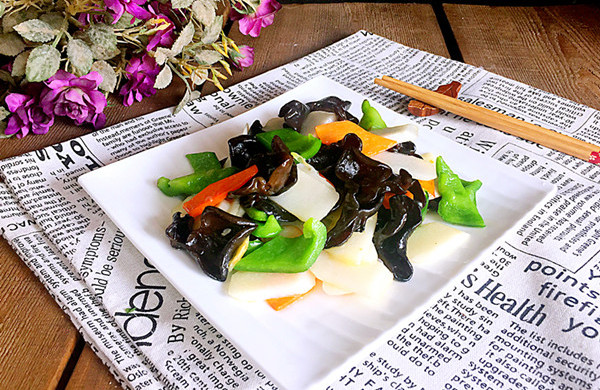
[444,4,600,110]
[62,3,449,387]
[0,239,79,389]
[205,2,449,93]
[65,345,121,390]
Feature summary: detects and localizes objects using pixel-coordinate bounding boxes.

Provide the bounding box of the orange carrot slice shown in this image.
[315,121,397,156]
[266,284,317,311]
[184,165,258,217]
[419,179,436,198]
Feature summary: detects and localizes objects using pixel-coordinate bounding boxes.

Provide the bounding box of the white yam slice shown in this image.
[227,271,315,302]
[370,123,418,143]
[270,160,339,221]
[325,214,378,265]
[372,151,437,181]
[217,198,244,217]
[310,252,393,299]
[263,117,286,131]
[407,222,470,264]
[300,111,338,136]
[322,282,352,296]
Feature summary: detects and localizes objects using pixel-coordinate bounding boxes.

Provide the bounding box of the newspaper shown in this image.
[2,30,600,390]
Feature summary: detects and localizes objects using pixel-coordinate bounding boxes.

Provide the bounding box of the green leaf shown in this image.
[13,19,57,43]
[67,39,93,75]
[87,24,119,60]
[154,66,172,89]
[0,32,25,56]
[11,50,30,77]
[0,107,9,122]
[0,121,14,139]
[39,12,64,30]
[172,0,194,9]
[194,50,221,65]
[201,15,222,44]
[90,60,117,92]
[0,2,5,19]
[26,44,60,82]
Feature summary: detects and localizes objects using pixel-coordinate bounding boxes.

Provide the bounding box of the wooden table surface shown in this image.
[1,3,599,389]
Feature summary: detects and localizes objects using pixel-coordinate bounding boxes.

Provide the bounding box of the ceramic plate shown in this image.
[79,76,556,390]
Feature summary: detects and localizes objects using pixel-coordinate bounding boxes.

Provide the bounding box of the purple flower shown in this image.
[41,70,107,129]
[105,0,151,24]
[119,55,160,106]
[230,0,281,38]
[145,4,175,51]
[5,85,54,139]
[230,45,254,70]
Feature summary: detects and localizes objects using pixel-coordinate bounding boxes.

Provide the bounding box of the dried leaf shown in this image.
[154,65,172,89]
[26,44,60,82]
[0,121,13,139]
[172,0,194,9]
[190,68,208,85]
[174,88,192,115]
[39,12,64,30]
[0,107,9,122]
[67,39,93,75]
[14,19,57,43]
[87,24,119,60]
[191,0,216,26]
[201,15,222,44]
[0,32,25,56]
[194,50,221,65]
[171,22,195,56]
[154,47,172,65]
[2,9,37,33]
[11,50,30,77]
[113,12,140,29]
[90,60,117,92]
[0,3,5,18]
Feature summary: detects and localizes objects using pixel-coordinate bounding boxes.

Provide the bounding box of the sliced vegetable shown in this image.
[184,165,259,218]
[321,282,351,296]
[256,128,322,159]
[270,156,339,222]
[436,156,485,227]
[234,218,327,273]
[228,271,316,301]
[266,283,317,311]
[157,152,237,197]
[246,207,268,221]
[299,111,337,136]
[406,222,469,264]
[371,151,437,181]
[310,251,393,299]
[359,100,387,131]
[252,215,282,238]
[371,124,419,144]
[325,213,378,266]
[166,208,257,281]
[315,120,397,156]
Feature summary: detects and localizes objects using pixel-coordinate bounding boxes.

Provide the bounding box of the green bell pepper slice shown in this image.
[436,156,485,227]
[252,215,282,238]
[245,207,268,222]
[157,152,238,197]
[256,129,321,159]
[359,100,387,131]
[234,218,327,273]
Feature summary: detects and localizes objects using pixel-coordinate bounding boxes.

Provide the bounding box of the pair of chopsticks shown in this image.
[374,75,600,163]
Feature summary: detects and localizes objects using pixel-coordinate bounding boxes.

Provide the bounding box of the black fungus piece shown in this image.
[232,136,298,196]
[373,195,422,282]
[228,134,267,170]
[428,196,441,212]
[278,100,310,131]
[166,212,195,250]
[239,194,298,222]
[180,207,256,282]
[248,120,264,136]
[386,141,422,159]
[307,96,359,124]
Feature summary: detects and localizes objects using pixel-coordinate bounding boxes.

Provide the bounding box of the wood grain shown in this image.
[205,2,449,93]
[0,239,78,390]
[445,4,600,110]
[65,345,122,390]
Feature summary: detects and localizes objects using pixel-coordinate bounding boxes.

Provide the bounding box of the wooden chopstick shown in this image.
[374,75,600,163]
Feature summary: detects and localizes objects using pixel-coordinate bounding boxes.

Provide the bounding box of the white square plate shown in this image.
[79,76,556,390]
